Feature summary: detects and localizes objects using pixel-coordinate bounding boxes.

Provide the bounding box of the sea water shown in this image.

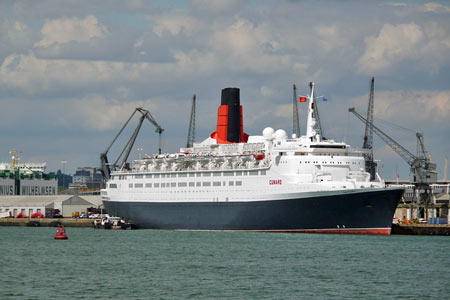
[0,227,448,299]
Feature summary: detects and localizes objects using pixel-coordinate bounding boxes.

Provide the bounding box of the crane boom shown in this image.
[186,94,196,148]
[349,107,436,185]
[100,107,164,183]
[363,77,374,156]
[362,77,376,180]
[292,84,300,136]
[349,107,416,165]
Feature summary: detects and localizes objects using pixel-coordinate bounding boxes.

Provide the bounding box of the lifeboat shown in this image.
[254,154,265,160]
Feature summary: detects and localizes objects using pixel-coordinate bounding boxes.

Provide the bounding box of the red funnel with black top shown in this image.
[210,88,248,144]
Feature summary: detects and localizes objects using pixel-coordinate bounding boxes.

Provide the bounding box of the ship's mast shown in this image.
[306,82,322,142]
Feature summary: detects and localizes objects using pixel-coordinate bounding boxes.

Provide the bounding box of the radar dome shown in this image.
[262,127,275,140]
[274,129,287,140]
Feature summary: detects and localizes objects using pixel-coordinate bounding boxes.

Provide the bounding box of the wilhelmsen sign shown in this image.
[0,178,57,195]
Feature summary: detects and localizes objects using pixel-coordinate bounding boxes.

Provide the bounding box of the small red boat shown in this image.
[54,225,68,240]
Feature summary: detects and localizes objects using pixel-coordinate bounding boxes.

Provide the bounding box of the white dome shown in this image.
[262,127,275,140]
[274,129,287,140]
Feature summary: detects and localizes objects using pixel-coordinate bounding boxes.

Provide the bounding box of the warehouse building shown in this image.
[0,195,103,218]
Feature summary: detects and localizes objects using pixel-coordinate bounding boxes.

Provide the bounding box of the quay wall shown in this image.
[0,218,95,227]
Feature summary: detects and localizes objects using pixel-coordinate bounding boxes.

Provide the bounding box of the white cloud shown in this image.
[350,90,450,127]
[358,23,424,73]
[421,2,450,13]
[358,22,450,74]
[0,52,132,94]
[209,18,294,73]
[34,15,108,48]
[0,94,155,132]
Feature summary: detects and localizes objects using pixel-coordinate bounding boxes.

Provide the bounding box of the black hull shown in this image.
[104,188,403,235]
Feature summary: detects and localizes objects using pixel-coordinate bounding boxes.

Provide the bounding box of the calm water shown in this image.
[0,227,448,300]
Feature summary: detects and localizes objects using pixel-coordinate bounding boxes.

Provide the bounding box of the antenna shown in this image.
[186,94,196,148]
[292,84,300,136]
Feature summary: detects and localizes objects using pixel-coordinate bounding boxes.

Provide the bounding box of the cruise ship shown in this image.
[102,83,404,234]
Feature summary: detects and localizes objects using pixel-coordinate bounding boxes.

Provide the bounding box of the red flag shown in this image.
[299,97,307,103]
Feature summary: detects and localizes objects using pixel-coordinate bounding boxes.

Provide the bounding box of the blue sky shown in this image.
[1,0,449,180]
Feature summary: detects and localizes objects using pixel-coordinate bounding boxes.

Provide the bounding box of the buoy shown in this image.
[54,225,68,240]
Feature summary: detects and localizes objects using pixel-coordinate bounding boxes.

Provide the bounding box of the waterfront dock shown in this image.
[0,218,94,227]
[392,223,450,236]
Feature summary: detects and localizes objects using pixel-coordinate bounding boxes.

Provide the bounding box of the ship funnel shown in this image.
[211,87,249,144]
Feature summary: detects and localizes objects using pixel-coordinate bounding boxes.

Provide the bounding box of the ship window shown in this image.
[135,175,143,179]
[145,174,152,178]
[236,181,242,186]
[203,182,211,186]
[109,183,117,188]
[203,172,211,177]
[243,171,248,176]
[224,172,234,176]
[189,182,195,187]
[171,182,176,187]
[235,171,242,176]
[178,182,187,187]
[171,174,176,178]
[189,173,195,177]
[154,174,160,178]
[213,172,221,177]
[196,173,201,177]
[249,171,258,176]
[213,181,221,186]
[196,182,201,187]
[154,183,160,188]
[135,183,143,188]
[129,183,133,188]
[145,183,152,188]
[260,170,266,175]
[179,173,187,178]
[161,174,166,178]
[161,183,166,188]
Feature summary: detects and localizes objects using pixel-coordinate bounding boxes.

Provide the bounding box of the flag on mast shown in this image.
[299,97,307,102]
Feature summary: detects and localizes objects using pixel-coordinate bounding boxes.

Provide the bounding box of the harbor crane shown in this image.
[348,107,437,186]
[186,94,196,148]
[292,84,300,137]
[100,107,164,183]
[349,107,437,218]
[362,77,377,180]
